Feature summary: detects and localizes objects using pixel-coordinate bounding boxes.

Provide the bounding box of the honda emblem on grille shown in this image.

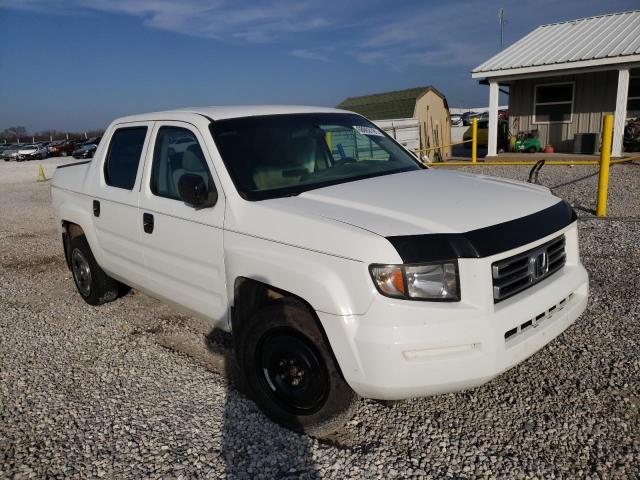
[529,248,549,279]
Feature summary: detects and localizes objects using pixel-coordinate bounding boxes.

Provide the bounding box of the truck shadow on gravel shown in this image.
[204,326,322,479]
[146,310,324,477]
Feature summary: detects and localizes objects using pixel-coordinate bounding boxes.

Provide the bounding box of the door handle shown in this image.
[143,213,154,234]
[93,200,100,217]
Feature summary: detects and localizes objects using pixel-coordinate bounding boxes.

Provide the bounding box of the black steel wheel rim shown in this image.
[71,248,92,296]
[256,328,329,415]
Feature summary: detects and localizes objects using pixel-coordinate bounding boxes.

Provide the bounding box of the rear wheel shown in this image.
[527,146,538,153]
[237,301,358,438]
[69,235,121,305]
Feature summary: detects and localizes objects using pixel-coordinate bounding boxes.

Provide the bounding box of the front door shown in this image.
[138,121,228,327]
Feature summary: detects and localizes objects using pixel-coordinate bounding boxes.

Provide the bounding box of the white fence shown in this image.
[373,118,420,150]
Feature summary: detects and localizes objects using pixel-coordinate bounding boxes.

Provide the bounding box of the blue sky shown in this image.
[1,0,637,132]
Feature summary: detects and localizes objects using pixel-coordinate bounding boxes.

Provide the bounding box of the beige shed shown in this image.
[337,86,452,160]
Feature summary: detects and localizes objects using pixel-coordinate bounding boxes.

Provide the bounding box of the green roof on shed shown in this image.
[337,86,445,120]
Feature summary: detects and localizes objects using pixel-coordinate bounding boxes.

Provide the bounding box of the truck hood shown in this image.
[286,169,560,237]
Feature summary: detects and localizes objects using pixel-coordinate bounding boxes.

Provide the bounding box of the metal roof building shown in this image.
[472,11,640,157]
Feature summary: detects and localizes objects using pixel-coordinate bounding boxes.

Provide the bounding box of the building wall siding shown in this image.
[509,70,617,152]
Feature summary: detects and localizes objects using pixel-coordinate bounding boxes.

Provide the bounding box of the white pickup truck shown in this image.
[51,106,588,436]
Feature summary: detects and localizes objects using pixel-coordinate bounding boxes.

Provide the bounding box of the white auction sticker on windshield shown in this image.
[353,125,383,137]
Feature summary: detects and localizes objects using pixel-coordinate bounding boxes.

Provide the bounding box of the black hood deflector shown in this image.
[386,200,576,263]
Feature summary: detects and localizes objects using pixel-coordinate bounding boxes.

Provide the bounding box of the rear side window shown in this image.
[150,126,213,200]
[104,127,147,190]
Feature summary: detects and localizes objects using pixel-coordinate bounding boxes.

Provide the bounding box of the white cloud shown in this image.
[0,0,331,43]
[3,0,616,70]
[290,49,330,62]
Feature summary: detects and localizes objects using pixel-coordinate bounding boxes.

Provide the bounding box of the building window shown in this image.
[533,82,573,124]
[628,76,640,116]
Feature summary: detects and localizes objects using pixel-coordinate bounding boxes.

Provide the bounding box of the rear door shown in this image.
[90,122,151,287]
[138,121,228,327]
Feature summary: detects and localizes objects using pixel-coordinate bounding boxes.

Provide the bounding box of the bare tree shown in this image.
[3,126,28,142]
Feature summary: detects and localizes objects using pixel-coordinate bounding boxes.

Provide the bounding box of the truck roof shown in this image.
[114,105,351,123]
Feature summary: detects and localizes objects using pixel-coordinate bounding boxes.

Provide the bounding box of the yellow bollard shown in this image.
[37,165,47,182]
[596,114,614,217]
[471,118,478,164]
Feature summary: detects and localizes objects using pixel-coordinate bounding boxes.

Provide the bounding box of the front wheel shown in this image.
[237,301,358,438]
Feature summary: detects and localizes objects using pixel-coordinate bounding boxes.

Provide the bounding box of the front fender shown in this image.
[224,230,375,316]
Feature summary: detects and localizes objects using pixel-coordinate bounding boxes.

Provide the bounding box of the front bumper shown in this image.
[320,224,589,400]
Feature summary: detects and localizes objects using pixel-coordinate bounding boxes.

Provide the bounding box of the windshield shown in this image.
[209,113,422,200]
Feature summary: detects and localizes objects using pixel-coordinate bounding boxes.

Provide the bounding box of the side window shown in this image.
[104,127,147,190]
[151,126,214,201]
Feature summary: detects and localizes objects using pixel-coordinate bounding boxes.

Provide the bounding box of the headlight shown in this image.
[369,262,460,301]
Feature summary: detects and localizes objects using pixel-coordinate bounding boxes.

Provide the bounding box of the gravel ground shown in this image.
[1,159,639,479]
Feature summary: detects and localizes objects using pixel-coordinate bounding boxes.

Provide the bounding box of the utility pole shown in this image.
[498,8,505,50]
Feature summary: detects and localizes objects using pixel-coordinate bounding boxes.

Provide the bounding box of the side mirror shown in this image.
[178,173,218,209]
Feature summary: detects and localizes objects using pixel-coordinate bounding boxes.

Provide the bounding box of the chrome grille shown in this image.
[492,235,566,302]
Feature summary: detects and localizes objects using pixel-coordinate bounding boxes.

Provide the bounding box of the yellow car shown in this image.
[463,120,488,147]
[463,119,510,150]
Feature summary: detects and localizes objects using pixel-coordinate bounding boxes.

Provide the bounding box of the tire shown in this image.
[69,234,120,305]
[527,146,538,153]
[237,300,358,438]
[61,151,67,157]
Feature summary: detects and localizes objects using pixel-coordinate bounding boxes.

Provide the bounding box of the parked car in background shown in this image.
[49,140,77,157]
[463,119,510,151]
[84,136,102,146]
[72,143,98,159]
[2,144,23,161]
[461,111,478,126]
[47,140,64,155]
[18,144,48,160]
[450,114,463,126]
[464,120,489,145]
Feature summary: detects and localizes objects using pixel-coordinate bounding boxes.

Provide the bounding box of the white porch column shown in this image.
[487,80,499,157]
[612,67,629,158]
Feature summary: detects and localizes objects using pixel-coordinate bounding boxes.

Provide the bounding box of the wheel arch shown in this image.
[61,220,86,270]
[231,277,347,380]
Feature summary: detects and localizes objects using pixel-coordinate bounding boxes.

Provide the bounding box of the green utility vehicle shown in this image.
[514,131,542,153]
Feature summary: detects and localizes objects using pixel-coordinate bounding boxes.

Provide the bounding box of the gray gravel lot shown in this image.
[1,158,639,478]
